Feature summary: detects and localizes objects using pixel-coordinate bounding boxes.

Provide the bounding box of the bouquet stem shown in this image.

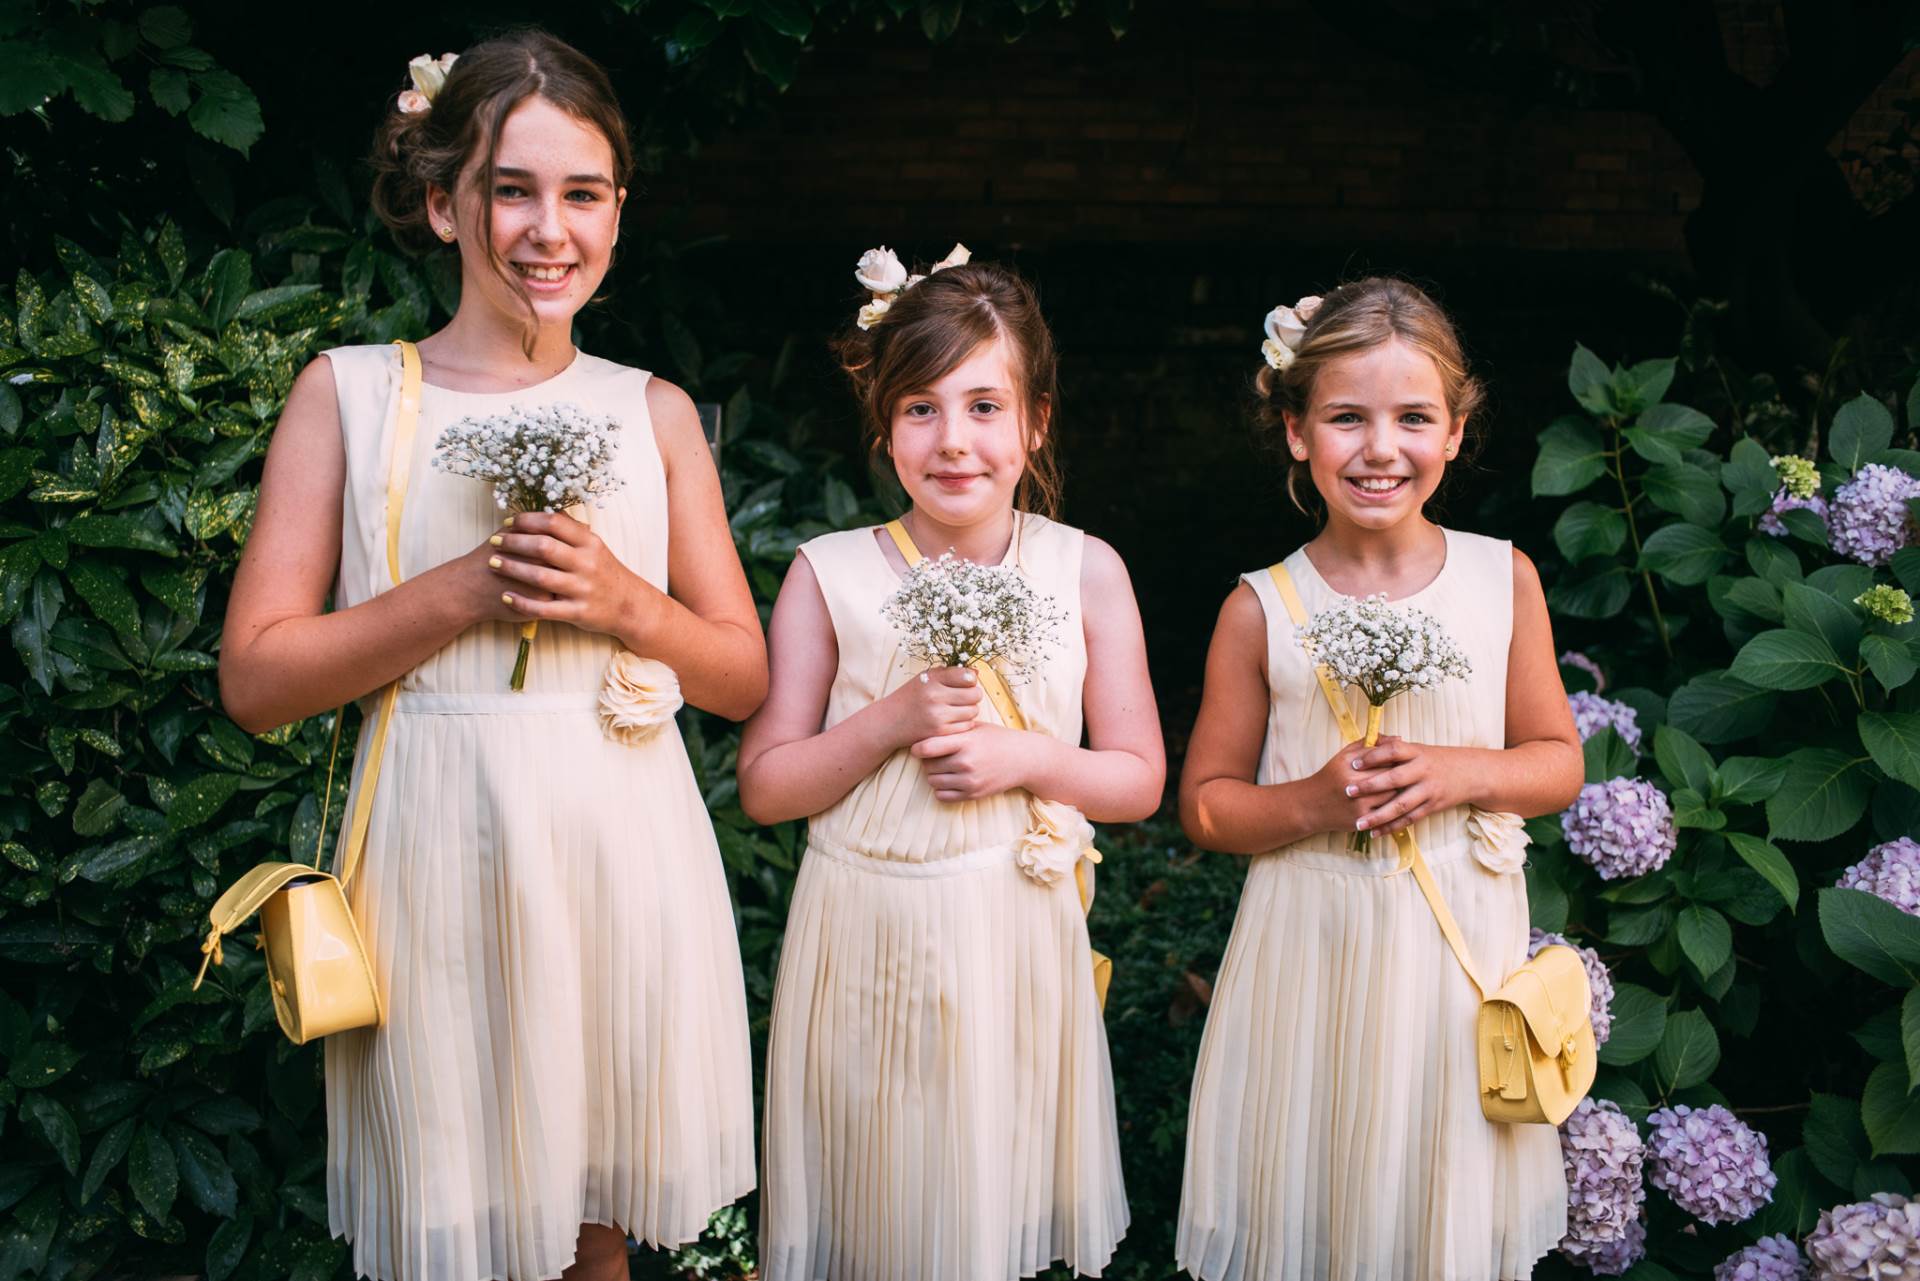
[509,620,539,691]
[1352,702,1388,853]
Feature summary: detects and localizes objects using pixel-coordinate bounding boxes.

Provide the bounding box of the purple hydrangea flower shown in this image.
[1561,650,1607,693]
[1569,691,1643,753]
[1558,1097,1647,1274]
[1806,1193,1920,1281]
[1828,464,1920,568]
[1837,838,1920,916]
[1715,1235,1808,1281]
[1562,778,1678,880]
[1759,489,1830,538]
[1644,1103,1776,1225]
[1530,928,1615,1044]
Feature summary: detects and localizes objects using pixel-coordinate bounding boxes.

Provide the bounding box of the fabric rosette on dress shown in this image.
[1465,805,1531,874]
[1016,796,1095,888]
[597,651,682,746]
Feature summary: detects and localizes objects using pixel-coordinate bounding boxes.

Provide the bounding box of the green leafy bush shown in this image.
[1529,336,1920,1276]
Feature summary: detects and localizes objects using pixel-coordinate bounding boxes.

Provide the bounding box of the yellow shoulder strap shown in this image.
[325,341,421,888]
[1265,561,1489,997]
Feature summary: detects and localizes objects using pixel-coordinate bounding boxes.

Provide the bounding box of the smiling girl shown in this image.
[217,32,762,1281]
[740,252,1163,1280]
[1174,279,1583,1281]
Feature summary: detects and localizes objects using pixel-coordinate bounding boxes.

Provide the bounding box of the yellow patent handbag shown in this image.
[191,340,425,1045]
[884,518,1112,1011]
[1269,562,1594,1124]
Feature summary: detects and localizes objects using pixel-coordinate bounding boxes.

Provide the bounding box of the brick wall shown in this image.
[641,0,1916,256]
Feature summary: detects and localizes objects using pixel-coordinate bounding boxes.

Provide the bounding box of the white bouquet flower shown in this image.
[881,551,1064,682]
[433,403,625,689]
[1297,593,1472,851]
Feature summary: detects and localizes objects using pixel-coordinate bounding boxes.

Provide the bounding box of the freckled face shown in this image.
[427,96,626,334]
[1285,337,1465,529]
[887,337,1041,529]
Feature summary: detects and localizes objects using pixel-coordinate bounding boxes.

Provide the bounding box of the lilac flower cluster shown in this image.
[1836,837,1920,916]
[1562,778,1678,881]
[1569,691,1643,753]
[1828,464,1920,568]
[1561,650,1608,693]
[1529,928,1615,1045]
[1759,489,1830,538]
[1805,1193,1920,1281]
[1715,1235,1807,1281]
[1558,1098,1647,1275]
[1644,1104,1776,1225]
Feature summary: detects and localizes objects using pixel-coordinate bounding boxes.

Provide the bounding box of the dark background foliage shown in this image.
[1,1,1918,1278]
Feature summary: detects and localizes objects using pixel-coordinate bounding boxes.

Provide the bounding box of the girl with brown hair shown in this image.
[739,247,1163,1280]
[1174,278,1583,1280]
[218,31,761,1281]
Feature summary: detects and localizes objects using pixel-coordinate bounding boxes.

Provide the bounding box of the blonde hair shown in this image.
[1253,277,1485,515]
[832,260,1064,519]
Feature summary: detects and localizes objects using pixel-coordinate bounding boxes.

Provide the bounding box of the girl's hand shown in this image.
[487,510,661,638]
[450,531,556,624]
[1303,738,1400,837]
[882,667,982,748]
[1346,735,1467,837]
[910,723,1034,803]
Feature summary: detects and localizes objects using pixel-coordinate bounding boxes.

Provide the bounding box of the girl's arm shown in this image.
[914,537,1166,823]
[736,552,982,825]
[1349,548,1585,838]
[490,379,767,720]
[1178,583,1374,854]
[218,357,532,733]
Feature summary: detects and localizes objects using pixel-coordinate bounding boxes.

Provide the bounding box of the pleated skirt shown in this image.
[324,690,756,1281]
[761,835,1129,1281]
[1176,844,1567,1281]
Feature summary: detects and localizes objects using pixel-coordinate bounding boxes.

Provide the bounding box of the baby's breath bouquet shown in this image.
[1297,594,1473,851]
[882,551,1065,682]
[433,403,625,689]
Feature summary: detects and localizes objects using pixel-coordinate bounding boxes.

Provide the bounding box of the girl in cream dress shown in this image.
[740,253,1165,1281]
[1176,279,1584,1281]
[219,33,760,1281]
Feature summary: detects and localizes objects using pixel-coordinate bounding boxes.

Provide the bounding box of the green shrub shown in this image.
[1528,337,1920,1276]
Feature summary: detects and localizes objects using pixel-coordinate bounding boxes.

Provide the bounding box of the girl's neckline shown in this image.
[417,347,585,398]
[872,511,1026,584]
[1294,526,1454,605]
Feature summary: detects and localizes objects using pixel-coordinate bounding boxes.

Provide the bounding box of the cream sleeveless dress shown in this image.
[760,513,1129,1281]
[1176,528,1567,1281]
[318,345,755,1281]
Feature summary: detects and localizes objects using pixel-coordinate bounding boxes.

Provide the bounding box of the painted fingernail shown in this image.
[501,593,514,605]
[488,556,502,569]
[1355,818,1368,830]
[489,534,504,547]
[1345,784,1357,797]
[1350,759,1362,770]
[964,670,976,683]
[504,515,516,527]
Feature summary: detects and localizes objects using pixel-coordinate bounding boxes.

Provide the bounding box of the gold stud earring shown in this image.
[439,226,455,241]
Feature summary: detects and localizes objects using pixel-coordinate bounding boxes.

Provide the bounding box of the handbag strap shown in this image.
[884,517,1101,908]
[1267,561,1490,998]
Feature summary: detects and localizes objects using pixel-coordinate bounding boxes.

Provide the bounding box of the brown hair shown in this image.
[1253,277,1486,515]
[832,259,1064,520]
[368,30,634,344]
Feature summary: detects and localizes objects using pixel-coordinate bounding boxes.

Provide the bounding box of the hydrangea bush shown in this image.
[1533,341,1920,1278]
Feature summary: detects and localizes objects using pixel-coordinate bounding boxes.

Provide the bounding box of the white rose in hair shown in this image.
[1264,295,1322,353]
[397,89,430,114]
[855,246,908,295]
[930,243,971,273]
[408,52,458,100]
[598,652,683,746]
[857,298,892,331]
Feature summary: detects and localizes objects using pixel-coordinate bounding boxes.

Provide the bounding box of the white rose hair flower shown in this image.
[853,242,973,329]
[1262,294,1324,371]
[401,52,458,112]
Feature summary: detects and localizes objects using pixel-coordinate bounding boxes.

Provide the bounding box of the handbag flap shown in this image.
[1488,944,1590,1050]
[208,862,338,936]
